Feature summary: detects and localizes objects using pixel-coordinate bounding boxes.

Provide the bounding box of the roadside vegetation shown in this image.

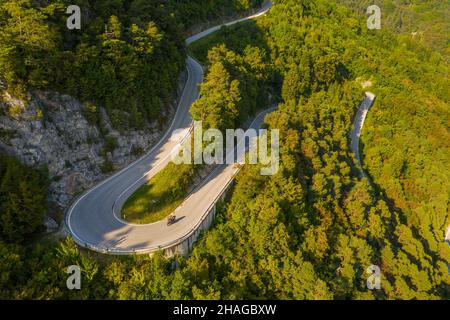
[121,163,194,224]
[189,23,273,131]
[188,20,257,64]
[0,155,49,244]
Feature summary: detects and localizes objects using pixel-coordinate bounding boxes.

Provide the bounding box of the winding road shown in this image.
[350,92,376,177]
[66,1,383,256]
[66,2,273,254]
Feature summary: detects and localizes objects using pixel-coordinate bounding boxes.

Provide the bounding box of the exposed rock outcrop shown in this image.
[0,72,186,213]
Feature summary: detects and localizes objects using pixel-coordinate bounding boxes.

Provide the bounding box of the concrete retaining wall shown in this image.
[161,180,234,258]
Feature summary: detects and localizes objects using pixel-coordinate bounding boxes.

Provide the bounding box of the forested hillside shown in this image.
[167,0,264,31]
[0,155,48,243]
[0,0,262,129]
[0,0,448,300]
[184,0,449,298]
[334,0,449,59]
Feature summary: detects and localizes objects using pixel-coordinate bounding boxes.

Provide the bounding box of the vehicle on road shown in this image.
[167,215,176,226]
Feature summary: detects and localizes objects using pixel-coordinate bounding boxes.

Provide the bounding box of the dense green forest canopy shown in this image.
[166,0,264,30]
[0,0,262,129]
[0,0,448,300]
[183,0,449,299]
[334,0,450,59]
[327,1,449,263]
[190,42,272,131]
[0,155,48,244]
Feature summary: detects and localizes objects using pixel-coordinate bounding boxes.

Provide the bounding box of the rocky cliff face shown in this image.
[0,73,186,216]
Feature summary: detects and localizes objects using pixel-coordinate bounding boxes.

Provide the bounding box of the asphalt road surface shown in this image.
[66,2,273,254]
[350,92,376,177]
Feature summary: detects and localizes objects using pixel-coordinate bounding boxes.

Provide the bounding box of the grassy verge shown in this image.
[121,163,195,224]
